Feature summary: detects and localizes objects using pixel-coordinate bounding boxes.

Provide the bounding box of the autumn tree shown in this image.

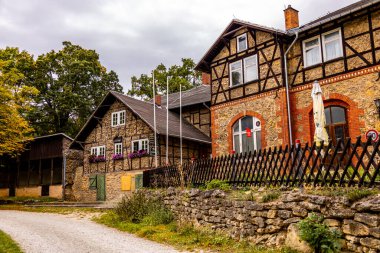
[29,41,123,137]
[127,58,201,100]
[0,47,38,156]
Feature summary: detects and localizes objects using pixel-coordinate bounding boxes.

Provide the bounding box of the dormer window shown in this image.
[237,34,247,52]
[111,110,126,127]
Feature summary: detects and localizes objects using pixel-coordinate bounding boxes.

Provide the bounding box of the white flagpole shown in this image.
[166,76,169,165]
[179,82,183,165]
[152,71,158,167]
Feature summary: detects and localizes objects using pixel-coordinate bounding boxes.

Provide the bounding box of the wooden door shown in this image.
[96,174,106,201]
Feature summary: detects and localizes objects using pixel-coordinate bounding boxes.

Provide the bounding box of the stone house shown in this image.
[0,133,81,199]
[195,0,380,156]
[70,89,211,201]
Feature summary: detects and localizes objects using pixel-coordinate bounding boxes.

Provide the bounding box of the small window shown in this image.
[131,139,149,153]
[244,55,258,82]
[111,110,126,127]
[115,143,123,155]
[303,36,321,67]
[237,34,247,52]
[322,29,343,61]
[91,146,105,157]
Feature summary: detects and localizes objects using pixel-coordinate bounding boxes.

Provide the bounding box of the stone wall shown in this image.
[157,188,380,252]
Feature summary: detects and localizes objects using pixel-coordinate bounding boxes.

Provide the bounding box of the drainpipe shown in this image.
[284,31,298,146]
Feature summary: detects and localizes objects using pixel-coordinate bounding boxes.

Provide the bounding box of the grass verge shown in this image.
[0,204,103,215]
[0,230,23,253]
[94,211,297,253]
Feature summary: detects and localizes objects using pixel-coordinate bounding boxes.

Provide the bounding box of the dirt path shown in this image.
[0,210,180,253]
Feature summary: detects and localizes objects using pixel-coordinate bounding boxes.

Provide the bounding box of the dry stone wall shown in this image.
[157,188,380,252]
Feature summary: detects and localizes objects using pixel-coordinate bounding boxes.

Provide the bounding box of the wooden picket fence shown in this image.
[143,137,380,188]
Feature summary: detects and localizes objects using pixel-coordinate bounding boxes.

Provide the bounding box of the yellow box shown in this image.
[121,175,131,191]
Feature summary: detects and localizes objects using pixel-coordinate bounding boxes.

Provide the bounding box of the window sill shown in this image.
[303,56,344,71]
[230,79,259,89]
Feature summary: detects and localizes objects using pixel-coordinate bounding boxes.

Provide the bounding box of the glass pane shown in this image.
[230,61,241,71]
[112,113,118,126]
[119,111,125,125]
[233,122,240,133]
[233,135,240,153]
[305,38,319,48]
[325,40,341,61]
[142,140,148,151]
[244,56,256,66]
[334,125,345,140]
[324,108,331,125]
[242,134,254,153]
[99,147,105,156]
[238,35,247,51]
[231,70,242,86]
[245,65,257,82]
[324,31,339,41]
[241,116,253,131]
[133,142,139,152]
[306,47,321,66]
[256,131,262,150]
[331,107,346,124]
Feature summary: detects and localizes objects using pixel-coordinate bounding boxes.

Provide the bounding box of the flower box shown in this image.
[89,155,106,163]
[112,154,124,160]
[128,150,148,159]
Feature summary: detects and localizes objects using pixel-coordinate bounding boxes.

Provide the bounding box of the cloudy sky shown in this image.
[0,0,357,91]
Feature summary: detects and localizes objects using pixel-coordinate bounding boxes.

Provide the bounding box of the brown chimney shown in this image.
[202,72,211,85]
[284,5,299,30]
[155,95,161,106]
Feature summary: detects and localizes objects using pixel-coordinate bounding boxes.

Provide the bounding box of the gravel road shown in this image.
[0,210,180,253]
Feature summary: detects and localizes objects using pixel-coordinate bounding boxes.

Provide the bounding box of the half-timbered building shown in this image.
[70,88,211,201]
[196,0,380,157]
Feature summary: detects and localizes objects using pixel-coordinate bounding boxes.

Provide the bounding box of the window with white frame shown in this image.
[232,116,261,153]
[322,29,343,61]
[111,110,126,127]
[303,28,343,67]
[237,33,247,52]
[230,55,258,87]
[303,36,321,67]
[131,139,149,152]
[230,61,243,86]
[244,55,258,82]
[91,146,105,156]
[114,143,123,155]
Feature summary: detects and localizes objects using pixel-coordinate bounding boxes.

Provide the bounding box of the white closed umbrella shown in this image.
[311,80,329,147]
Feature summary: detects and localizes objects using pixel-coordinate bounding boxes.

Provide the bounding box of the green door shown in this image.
[96,174,106,201]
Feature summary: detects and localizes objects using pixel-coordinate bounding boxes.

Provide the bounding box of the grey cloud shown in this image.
[0,0,357,90]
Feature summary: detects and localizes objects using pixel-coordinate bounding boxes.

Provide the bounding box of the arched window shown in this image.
[324,106,348,144]
[232,116,261,153]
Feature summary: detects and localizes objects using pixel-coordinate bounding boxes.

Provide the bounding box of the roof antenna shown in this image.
[233,14,236,19]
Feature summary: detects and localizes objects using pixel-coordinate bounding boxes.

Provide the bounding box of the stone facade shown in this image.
[71,98,211,201]
[156,188,380,252]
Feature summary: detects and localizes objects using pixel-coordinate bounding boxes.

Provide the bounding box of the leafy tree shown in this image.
[127,58,201,100]
[29,41,123,137]
[0,47,38,156]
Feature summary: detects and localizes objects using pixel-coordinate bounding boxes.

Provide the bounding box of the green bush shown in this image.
[261,191,281,203]
[205,179,231,191]
[115,191,173,225]
[298,213,341,253]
